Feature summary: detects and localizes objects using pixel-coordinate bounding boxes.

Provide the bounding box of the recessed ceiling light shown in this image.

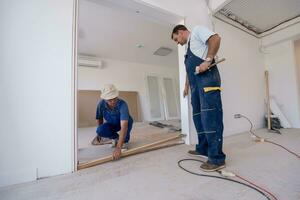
[136,44,144,48]
[153,47,172,56]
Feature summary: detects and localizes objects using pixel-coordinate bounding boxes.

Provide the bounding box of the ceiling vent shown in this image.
[153,47,172,56]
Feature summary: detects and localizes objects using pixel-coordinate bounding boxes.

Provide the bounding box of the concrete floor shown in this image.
[1,129,300,200]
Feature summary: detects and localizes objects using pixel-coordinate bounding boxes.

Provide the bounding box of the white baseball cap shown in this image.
[101,84,119,100]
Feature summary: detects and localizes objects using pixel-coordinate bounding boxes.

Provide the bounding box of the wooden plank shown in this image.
[78,134,184,170]
[265,71,271,130]
[119,91,141,122]
[78,90,141,127]
[78,90,100,127]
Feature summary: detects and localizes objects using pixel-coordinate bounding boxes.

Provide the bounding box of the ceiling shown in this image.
[215,0,300,35]
[78,0,181,67]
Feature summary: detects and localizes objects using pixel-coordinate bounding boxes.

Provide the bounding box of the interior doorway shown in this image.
[75,0,186,169]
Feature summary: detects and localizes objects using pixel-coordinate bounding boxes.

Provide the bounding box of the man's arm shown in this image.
[206,34,221,61]
[183,73,189,98]
[93,103,104,145]
[113,120,128,160]
[96,101,104,124]
[96,119,103,126]
[117,120,128,148]
[196,34,221,73]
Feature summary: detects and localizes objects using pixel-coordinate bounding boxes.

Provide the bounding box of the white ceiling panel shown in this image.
[216,0,300,34]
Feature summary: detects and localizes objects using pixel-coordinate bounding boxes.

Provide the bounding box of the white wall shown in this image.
[189,16,268,143]
[140,0,212,29]
[187,17,267,141]
[213,19,266,136]
[140,0,215,144]
[78,58,179,122]
[140,0,266,143]
[0,0,75,187]
[138,0,207,142]
[260,19,300,128]
[263,40,300,127]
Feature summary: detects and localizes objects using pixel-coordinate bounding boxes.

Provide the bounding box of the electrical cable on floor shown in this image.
[234,173,278,200]
[263,140,300,159]
[237,114,300,159]
[177,114,299,199]
[178,159,276,200]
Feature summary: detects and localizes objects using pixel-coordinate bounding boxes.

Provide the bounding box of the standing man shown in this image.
[171,25,226,171]
[91,84,133,160]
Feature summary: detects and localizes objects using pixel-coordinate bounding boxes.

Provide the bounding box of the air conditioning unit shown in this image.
[78,55,102,68]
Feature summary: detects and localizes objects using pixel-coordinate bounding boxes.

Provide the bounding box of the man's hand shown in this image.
[113,147,122,160]
[195,62,210,74]
[183,86,189,98]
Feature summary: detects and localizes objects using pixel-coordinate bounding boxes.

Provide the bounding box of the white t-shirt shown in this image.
[188,25,216,59]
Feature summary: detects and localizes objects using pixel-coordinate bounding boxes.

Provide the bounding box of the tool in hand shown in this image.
[194,58,226,75]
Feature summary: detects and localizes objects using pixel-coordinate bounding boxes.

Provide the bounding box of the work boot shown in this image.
[187,150,208,160]
[200,161,226,172]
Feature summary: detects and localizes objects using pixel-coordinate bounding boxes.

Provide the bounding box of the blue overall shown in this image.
[185,41,226,165]
[96,99,133,143]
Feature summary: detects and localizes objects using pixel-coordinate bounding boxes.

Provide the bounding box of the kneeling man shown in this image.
[92,84,133,160]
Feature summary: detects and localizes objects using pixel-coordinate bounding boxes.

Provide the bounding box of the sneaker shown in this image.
[91,136,112,145]
[110,139,118,148]
[121,143,129,151]
[200,161,226,172]
[111,139,129,151]
[91,136,102,145]
[187,150,208,160]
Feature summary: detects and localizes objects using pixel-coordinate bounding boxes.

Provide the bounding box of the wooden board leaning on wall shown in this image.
[78,90,141,128]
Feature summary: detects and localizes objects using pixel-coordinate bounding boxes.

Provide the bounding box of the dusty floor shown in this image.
[0,129,299,200]
[78,120,181,163]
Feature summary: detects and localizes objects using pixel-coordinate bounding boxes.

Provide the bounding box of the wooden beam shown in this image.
[265,71,271,130]
[78,134,184,170]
